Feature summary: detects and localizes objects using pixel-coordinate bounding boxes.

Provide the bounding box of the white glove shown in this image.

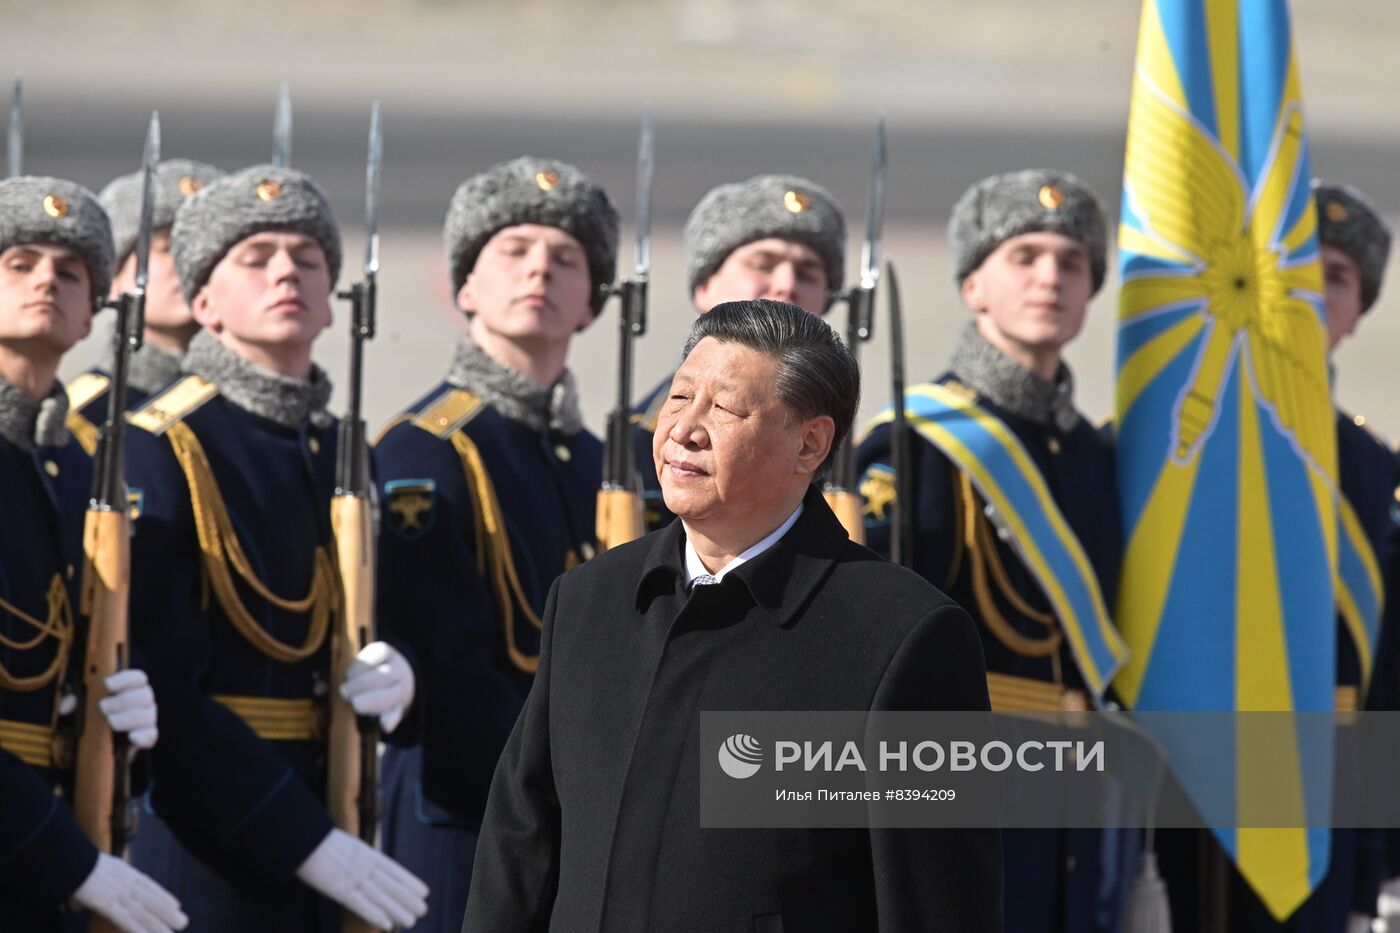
[99,669,158,750]
[72,853,187,933]
[340,641,414,735]
[1379,876,1400,922]
[296,829,428,930]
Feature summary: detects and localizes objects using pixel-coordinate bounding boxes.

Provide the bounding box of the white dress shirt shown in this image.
[682,503,804,590]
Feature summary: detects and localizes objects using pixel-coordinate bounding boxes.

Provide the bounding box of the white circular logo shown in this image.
[718,733,763,779]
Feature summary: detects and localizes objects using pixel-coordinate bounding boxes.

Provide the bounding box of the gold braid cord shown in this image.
[449,431,543,674]
[66,411,99,457]
[164,422,335,664]
[956,469,1063,663]
[0,575,74,694]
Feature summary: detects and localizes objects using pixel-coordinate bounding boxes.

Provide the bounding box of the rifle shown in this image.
[885,260,914,569]
[329,102,382,933]
[272,82,292,169]
[7,80,21,178]
[595,109,653,552]
[822,117,886,544]
[74,112,158,928]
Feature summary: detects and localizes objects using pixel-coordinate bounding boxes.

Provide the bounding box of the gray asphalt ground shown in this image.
[9,0,1399,444]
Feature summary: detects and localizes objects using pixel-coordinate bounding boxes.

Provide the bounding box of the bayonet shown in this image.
[8,80,22,178]
[272,83,292,169]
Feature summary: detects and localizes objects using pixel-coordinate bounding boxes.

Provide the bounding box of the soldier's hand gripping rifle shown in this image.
[73,112,158,915]
[822,118,886,544]
[329,102,382,933]
[596,110,654,552]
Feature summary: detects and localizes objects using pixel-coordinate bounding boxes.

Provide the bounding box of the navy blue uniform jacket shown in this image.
[373,383,601,828]
[0,433,96,930]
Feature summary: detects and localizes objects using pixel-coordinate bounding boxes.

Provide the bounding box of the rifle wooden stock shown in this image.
[74,506,129,856]
[823,489,866,545]
[328,493,380,933]
[595,487,644,553]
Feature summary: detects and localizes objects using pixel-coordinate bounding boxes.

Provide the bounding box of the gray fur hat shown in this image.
[684,174,846,296]
[1314,180,1391,313]
[0,176,114,304]
[100,158,225,268]
[949,169,1108,293]
[171,164,342,302]
[444,156,619,314]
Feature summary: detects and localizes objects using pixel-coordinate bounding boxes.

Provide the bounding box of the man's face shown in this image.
[111,230,193,337]
[960,231,1094,356]
[0,243,94,355]
[457,223,595,345]
[654,337,833,533]
[1321,245,1364,352]
[191,231,333,354]
[694,238,830,316]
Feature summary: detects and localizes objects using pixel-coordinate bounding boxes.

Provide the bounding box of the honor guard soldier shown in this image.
[373,156,617,930]
[0,176,185,932]
[632,174,846,529]
[65,159,225,454]
[123,165,428,932]
[857,170,1134,933]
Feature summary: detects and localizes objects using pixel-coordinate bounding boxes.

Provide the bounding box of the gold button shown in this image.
[1038,184,1065,210]
[580,542,596,561]
[535,170,560,191]
[554,444,571,462]
[437,416,450,427]
[1353,414,1367,427]
[43,460,59,477]
[43,194,69,218]
[256,180,283,201]
[308,437,320,454]
[1066,855,1076,872]
[1047,436,1061,455]
[179,175,204,196]
[66,564,75,580]
[783,190,810,214]
[1326,200,1349,222]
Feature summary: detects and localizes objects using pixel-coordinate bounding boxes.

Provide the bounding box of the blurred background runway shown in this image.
[10,0,1399,441]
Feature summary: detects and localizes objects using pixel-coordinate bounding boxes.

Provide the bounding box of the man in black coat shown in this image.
[465,299,1001,932]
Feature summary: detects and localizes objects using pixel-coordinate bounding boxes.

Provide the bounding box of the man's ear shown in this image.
[456,277,476,315]
[960,271,986,313]
[190,287,219,331]
[795,415,836,478]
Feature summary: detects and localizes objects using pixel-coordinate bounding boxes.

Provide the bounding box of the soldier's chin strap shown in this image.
[164,420,336,663]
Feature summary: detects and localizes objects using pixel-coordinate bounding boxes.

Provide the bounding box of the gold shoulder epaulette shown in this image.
[128,376,219,436]
[411,388,485,439]
[65,372,111,412]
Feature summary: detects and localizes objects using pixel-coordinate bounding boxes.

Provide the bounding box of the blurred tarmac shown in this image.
[3,0,1396,444]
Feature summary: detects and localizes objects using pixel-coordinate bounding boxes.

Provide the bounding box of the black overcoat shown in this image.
[464,485,1002,933]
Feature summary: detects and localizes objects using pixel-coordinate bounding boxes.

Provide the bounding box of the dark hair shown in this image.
[681,299,860,476]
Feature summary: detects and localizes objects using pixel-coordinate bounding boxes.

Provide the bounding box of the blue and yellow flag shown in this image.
[1113,0,1337,919]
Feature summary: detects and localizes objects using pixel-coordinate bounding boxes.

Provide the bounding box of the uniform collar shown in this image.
[444,333,583,436]
[948,322,1079,431]
[98,340,184,396]
[0,373,69,451]
[635,485,847,627]
[184,329,332,429]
